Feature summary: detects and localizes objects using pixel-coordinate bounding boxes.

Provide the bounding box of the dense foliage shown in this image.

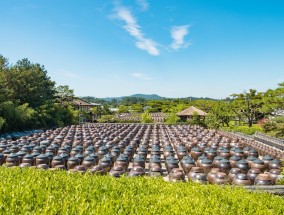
[0,168,283,215]
[0,55,77,132]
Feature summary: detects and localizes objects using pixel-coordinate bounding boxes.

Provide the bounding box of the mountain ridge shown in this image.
[80,94,216,102]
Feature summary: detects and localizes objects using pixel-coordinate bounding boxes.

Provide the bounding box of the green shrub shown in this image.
[0,168,283,215]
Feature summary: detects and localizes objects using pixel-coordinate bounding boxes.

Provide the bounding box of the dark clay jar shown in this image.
[22,154,35,165]
[177,148,188,160]
[115,154,129,170]
[192,173,208,184]
[148,166,163,177]
[37,163,49,170]
[254,174,273,185]
[16,151,26,163]
[246,156,257,168]
[76,165,87,173]
[213,156,223,168]
[82,156,96,169]
[109,166,125,178]
[51,156,64,168]
[229,155,241,168]
[262,155,274,170]
[218,159,231,174]
[74,153,84,165]
[234,149,244,159]
[6,153,20,166]
[0,153,5,165]
[133,155,146,168]
[220,149,231,159]
[180,157,196,174]
[19,163,31,168]
[214,172,229,185]
[207,168,220,184]
[228,168,242,183]
[67,156,80,170]
[150,146,160,156]
[232,173,252,186]
[128,166,145,177]
[36,154,49,166]
[196,155,207,168]
[89,165,105,175]
[243,146,251,158]
[164,146,175,158]
[149,157,162,169]
[188,167,203,181]
[166,158,179,174]
[190,147,203,161]
[251,159,266,172]
[89,153,99,165]
[169,168,185,182]
[0,145,7,153]
[200,158,213,175]
[247,168,262,183]
[236,159,249,174]
[206,149,217,161]
[98,146,108,159]
[268,169,281,183]
[99,157,112,173]
[248,148,258,158]
[9,145,19,153]
[3,149,12,159]
[269,159,282,170]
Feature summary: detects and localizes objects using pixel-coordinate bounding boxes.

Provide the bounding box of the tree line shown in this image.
[0,55,77,133]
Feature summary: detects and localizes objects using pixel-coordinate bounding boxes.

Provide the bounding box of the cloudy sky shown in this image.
[0,0,283,98]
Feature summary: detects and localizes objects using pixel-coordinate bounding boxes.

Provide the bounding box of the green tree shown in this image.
[165,112,180,124]
[55,85,74,105]
[6,58,55,107]
[141,112,154,123]
[131,104,143,113]
[118,105,129,113]
[231,89,264,127]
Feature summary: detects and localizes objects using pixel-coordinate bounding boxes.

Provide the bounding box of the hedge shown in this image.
[0,168,283,214]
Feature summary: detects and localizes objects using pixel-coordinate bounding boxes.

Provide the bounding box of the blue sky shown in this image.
[0,0,283,99]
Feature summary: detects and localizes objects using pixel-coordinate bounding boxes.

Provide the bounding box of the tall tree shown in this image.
[6,58,55,107]
[231,89,264,127]
[55,85,74,105]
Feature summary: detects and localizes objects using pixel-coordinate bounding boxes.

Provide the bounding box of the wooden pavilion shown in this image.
[176,106,208,121]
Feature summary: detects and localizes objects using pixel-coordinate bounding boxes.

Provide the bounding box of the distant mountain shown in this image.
[80,94,216,102]
[129,94,165,100]
[99,94,165,101]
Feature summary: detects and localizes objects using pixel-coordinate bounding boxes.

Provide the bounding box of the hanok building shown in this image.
[72,98,97,112]
[177,106,208,121]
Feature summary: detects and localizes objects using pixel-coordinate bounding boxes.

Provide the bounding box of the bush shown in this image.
[0,168,283,214]
[221,125,263,135]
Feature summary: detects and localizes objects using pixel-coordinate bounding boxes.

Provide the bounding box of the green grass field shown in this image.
[0,167,283,214]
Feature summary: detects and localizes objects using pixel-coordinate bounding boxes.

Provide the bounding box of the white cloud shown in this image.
[136,0,149,11]
[114,6,160,56]
[131,73,151,80]
[170,25,190,50]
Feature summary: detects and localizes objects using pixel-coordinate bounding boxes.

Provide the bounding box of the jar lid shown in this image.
[36,154,48,159]
[52,156,63,161]
[8,153,19,159]
[201,158,212,164]
[230,155,241,161]
[68,156,79,161]
[84,156,95,162]
[263,155,274,161]
[219,158,230,164]
[237,159,248,165]
[253,159,264,164]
